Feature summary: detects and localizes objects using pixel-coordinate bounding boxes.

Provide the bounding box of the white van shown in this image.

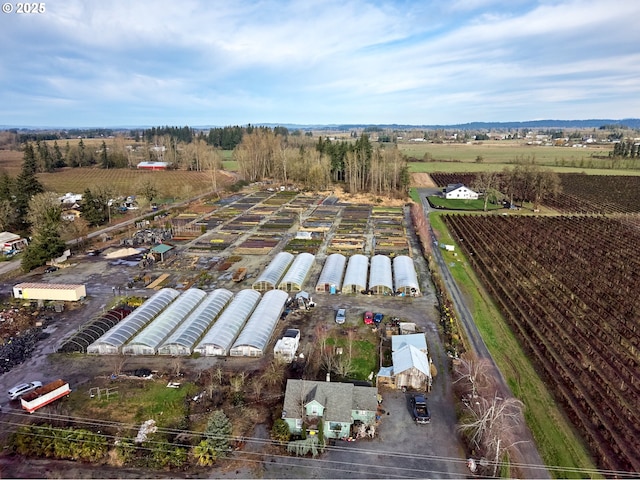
[8,381,42,400]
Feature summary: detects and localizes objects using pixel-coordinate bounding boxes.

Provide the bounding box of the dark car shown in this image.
[373,312,384,323]
[411,394,431,424]
[363,311,374,325]
[44,266,59,273]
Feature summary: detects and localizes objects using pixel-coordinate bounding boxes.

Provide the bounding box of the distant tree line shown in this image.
[610,140,640,158]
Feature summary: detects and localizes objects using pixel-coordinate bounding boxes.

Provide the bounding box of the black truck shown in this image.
[411,394,431,424]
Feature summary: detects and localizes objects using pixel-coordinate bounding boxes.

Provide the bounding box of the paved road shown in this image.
[417,188,550,479]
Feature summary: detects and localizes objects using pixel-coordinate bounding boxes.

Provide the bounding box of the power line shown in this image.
[1,407,637,478]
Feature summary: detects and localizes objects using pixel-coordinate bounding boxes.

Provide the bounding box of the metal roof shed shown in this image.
[393,255,421,296]
[194,289,261,356]
[341,254,369,294]
[122,288,206,355]
[278,253,315,292]
[315,253,346,293]
[157,289,233,356]
[87,288,179,355]
[369,255,393,295]
[230,289,289,357]
[252,252,294,291]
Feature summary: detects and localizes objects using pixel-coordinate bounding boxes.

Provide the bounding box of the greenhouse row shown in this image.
[315,254,420,296]
[252,252,315,292]
[87,287,288,357]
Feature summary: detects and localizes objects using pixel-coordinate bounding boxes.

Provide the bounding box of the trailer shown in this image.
[13,283,86,302]
[21,379,71,413]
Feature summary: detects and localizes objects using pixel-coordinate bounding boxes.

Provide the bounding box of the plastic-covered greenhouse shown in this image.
[157,289,234,356]
[252,252,294,291]
[87,288,180,355]
[194,289,261,356]
[278,253,315,292]
[393,255,421,296]
[315,253,346,293]
[122,288,207,355]
[230,289,289,357]
[341,254,369,294]
[369,255,393,295]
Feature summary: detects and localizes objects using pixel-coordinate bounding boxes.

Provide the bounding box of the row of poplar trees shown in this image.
[233,130,409,196]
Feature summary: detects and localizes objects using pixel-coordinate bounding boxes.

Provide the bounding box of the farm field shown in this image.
[398,140,612,164]
[430,172,640,214]
[441,214,640,473]
[35,168,230,199]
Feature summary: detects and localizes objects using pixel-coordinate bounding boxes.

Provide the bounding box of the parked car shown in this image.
[363,311,374,325]
[44,266,59,273]
[8,381,43,400]
[411,394,431,424]
[373,312,384,323]
[335,308,346,324]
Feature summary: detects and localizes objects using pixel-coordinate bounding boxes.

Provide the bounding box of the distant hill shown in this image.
[2,118,639,131]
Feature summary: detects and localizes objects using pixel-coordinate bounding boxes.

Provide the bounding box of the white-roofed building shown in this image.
[393,255,421,296]
[252,252,294,291]
[377,333,432,391]
[157,289,233,356]
[315,253,346,293]
[194,289,261,356]
[369,255,393,295]
[230,289,289,357]
[341,254,368,294]
[278,253,315,292]
[87,288,179,355]
[122,288,207,355]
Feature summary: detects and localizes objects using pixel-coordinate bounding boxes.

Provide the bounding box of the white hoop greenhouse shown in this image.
[252,252,294,291]
[230,289,289,357]
[315,253,346,293]
[193,289,261,356]
[122,288,207,355]
[87,288,179,355]
[369,255,393,295]
[157,289,234,356]
[278,253,315,292]
[393,255,420,296]
[341,254,369,294]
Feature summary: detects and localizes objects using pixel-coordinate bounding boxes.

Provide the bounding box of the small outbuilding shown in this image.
[13,283,86,302]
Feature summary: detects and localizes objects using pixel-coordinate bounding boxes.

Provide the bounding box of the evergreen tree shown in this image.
[53,141,66,168]
[21,192,66,272]
[14,143,44,229]
[0,171,13,202]
[203,410,232,455]
[81,188,107,226]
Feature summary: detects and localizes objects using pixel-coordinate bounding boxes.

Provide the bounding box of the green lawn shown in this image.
[430,211,599,477]
[427,196,500,211]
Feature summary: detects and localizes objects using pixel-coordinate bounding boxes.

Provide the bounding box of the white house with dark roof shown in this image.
[445,183,479,200]
[282,379,378,440]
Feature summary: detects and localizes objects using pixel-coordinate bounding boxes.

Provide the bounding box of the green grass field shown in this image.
[427,196,501,211]
[429,212,599,477]
[400,140,640,176]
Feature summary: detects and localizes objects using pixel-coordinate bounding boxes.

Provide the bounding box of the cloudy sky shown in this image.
[1,0,639,127]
